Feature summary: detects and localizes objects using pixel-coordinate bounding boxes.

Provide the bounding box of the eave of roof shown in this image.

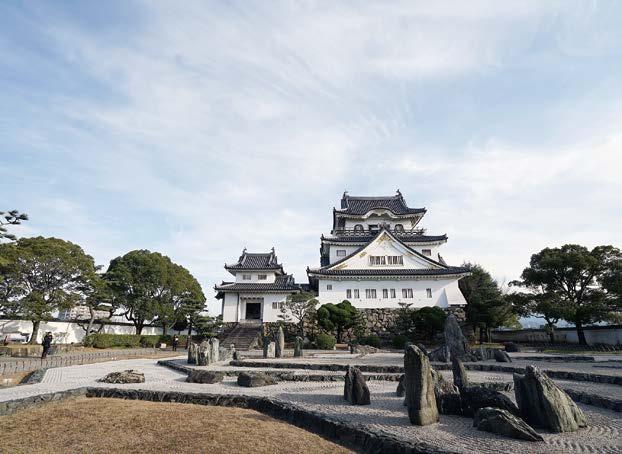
[306,267,469,277]
[321,233,448,244]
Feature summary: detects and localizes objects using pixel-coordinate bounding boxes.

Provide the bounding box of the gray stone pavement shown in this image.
[1,355,622,453]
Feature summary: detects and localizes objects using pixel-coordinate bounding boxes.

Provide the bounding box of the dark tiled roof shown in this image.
[307,267,469,277]
[337,191,425,216]
[225,248,283,271]
[214,274,300,293]
[322,234,447,243]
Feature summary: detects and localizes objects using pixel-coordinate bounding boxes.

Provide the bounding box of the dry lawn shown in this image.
[0,397,353,454]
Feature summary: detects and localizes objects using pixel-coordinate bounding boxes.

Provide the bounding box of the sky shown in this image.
[2,1,622,316]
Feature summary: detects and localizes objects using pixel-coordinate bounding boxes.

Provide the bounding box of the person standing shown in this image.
[172,335,179,352]
[41,332,53,359]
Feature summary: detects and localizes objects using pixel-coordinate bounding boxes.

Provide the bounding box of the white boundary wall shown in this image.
[0,319,164,344]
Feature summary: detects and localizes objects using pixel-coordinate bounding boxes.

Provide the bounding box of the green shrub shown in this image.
[361,335,381,348]
[315,333,336,350]
[392,335,408,349]
[83,334,141,349]
[139,335,159,348]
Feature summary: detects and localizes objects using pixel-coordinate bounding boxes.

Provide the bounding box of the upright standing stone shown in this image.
[262,336,271,359]
[197,341,210,366]
[293,336,303,357]
[343,366,371,405]
[514,365,587,433]
[187,343,196,364]
[209,338,220,363]
[474,407,544,442]
[267,342,275,358]
[444,315,469,361]
[275,326,285,358]
[451,357,469,390]
[404,344,439,425]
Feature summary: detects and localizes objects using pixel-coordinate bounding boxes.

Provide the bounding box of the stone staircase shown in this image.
[221,322,262,351]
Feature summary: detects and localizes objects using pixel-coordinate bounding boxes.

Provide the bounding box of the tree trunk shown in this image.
[136,323,144,335]
[162,322,167,336]
[30,320,41,344]
[576,322,587,346]
[85,307,96,336]
[336,327,342,343]
[546,322,555,343]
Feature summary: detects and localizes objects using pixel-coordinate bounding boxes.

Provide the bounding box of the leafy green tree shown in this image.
[193,313,222,338]
[278,291,318,337]
[507,286,564,343]
[394,303,447,343]
[512,244,622,345]
[459,263,513,343]
[0,237,97,343]
[316,300,361,342]
[104,250,205,335]
[0,210,28,242]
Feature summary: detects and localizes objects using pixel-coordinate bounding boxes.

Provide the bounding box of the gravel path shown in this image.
[1,356,621,453]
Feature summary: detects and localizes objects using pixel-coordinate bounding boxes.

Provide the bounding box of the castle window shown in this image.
[426,288,432,298]
[394,224,404,232]
[354,289,360,298]
[402,288,413,298]
[368,224,379,233]
[258,274,267,280]
[354,224,364,232]
[390,289,396,298]
[422,249,432,256]
[369,256,386,266]
[336,249,346,257]
[387,256,403,265]
[382,289,388,298]
[346,289,352,299]
[365,289,377,298]
[242,274,251,280]
[326,284,332,290]
[272,302,278,309]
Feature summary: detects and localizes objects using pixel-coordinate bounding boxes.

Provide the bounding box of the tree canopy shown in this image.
[0,236,97,343]
[459,262,515,342]
[394,303,447,343]
[511,244,622,345]
[0,210,28,242]
[278,291,318,337]
[104,250,205,335]
[316,300,361,342]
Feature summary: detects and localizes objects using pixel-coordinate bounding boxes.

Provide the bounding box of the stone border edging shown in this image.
[0,349,179,378]
[0,387,87,416]
[158,359,404,382]
[20,368,48,385]
[229,359,622,386]
[85,387,457,454]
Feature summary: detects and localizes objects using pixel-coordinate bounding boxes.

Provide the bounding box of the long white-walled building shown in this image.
[215,248,300,323]
[307,191,468,309]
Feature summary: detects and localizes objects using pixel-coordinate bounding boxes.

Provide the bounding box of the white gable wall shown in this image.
[221,292,292,322]
[330,231,439,270]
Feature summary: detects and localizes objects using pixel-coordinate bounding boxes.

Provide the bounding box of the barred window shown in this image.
[272,302,278,309]
[390,289,396,298]
[387,256,403,265]
[426,288,432,298]
[382,289,388,298]
[422,249,432,256]
[346,289,352,299]
[354,289,360,298]
[369,256,386,265]
[365,289,377,298]
[327,284,332,290]
[258,274,267,280]
[242,274,251,280]
[402,289,413,298]
[336,249,346,257]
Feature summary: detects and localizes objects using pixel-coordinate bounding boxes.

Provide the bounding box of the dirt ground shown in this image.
[0,397,353,454]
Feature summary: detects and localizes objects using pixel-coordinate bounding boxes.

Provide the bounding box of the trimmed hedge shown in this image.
[83,334,188,349]
[391,335,408,349]
[360,335,381,348]
[315,333,336,350]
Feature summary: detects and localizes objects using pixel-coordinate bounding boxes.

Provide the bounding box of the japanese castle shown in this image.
[216,191,468,323]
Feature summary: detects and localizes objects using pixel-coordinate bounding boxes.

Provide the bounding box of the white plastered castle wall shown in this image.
[233,271,277,283]
[221,292,292,322]
[316,277,465,309]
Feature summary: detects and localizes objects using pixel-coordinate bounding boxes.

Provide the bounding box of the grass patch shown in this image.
[0,397,352,454]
